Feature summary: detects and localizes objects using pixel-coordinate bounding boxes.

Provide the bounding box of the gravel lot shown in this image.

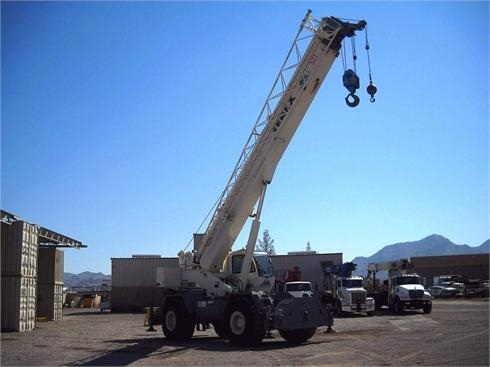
[1,299,488,366]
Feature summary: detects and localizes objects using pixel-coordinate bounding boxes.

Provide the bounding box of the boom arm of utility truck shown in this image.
[367,259,414,278]
[191,13,367,275]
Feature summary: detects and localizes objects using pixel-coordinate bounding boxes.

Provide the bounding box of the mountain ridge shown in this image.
[351,234,489,278]
[64,271,111,288]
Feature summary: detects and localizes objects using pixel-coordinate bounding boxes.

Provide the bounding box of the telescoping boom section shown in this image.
[188,13,367,280]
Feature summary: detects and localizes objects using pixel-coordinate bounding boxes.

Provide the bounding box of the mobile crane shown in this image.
[367,259,432,313]
[153,10,375,346]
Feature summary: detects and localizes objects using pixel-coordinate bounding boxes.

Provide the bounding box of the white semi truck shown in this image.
[367,259,432,314]
[150,11,375,346]
[322,262,375,316]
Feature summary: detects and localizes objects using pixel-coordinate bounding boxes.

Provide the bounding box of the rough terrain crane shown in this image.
[153,10,375,346]
[367,259,432,313]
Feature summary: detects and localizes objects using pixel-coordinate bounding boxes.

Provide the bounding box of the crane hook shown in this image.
[345,93,360,108]
[367,82,377,103]
[343,69,360,108]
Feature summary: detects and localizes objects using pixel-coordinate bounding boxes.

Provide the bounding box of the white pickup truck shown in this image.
[285,281,315,298]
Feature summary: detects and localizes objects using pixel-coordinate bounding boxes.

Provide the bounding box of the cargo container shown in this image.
[1,275,37,331]
[1,221,39,278]
[37,283,63,321]
[38,248,64,284]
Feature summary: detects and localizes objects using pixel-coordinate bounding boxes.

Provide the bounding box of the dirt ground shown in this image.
[1,299,488,366]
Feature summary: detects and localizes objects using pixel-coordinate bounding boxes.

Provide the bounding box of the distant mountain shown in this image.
[351,234,489,278]
[64,271,111,288]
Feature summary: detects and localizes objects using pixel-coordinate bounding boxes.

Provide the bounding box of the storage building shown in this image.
[1,210,86,331]
[411,254,489,286]
[271,252,342,292]
[111,256,179,312]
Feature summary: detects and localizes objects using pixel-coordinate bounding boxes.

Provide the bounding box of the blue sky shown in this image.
[2,1,488,275]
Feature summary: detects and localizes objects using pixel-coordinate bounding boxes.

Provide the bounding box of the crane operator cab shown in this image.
[222,250,275,293]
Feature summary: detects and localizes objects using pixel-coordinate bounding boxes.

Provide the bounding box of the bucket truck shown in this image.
[152,11,374,346]
[367,259,432,314]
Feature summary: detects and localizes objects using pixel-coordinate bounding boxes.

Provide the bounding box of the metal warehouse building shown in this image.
[1,210,86,332]
[411,254,489,286]
[111,252,342,312]
[271,252,342,292]
[111,256,179,312]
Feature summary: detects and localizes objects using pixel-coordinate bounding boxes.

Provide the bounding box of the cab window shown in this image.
[231,255,256,274]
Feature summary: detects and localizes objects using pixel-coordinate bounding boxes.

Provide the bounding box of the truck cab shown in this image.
[285,281,314,298]
[335,276,375,316]
[388,274,432,314]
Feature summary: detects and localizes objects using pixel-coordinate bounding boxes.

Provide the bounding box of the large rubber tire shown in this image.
[162,299,195,341]
[225,298,265,346]
[278,328,316,344]
[393,298,403,314]
[335,300,343,315]
[423,303,432,314]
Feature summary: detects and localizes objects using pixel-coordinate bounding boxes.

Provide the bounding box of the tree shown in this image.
[256,229,276,256]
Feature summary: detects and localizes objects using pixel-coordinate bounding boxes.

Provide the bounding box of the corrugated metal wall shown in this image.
[38,248,64,284]
[111,258,179,311]
[1,221,38,332]
[111,258,179,287]
[1,276,37,332]
[411,254,490,286]
[271,253,343,291]
[37,248,64,320]
[37,283,63,320]
[111,286,167,312]
[1,221,39,278]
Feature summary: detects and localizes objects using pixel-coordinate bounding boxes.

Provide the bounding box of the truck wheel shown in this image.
[335,300,343,315]
[393,298,403,314]
[226,298,265,346]
[278,328,316,344]
[162,299,195,341]
[366,311,374,317]
[423,303,432,314]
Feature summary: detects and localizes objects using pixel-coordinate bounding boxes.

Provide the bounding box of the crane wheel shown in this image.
[393,298,403,314]
[225,297,265,346]
[278,328,316,344]
[162,298,195,341]
[423,303,432,314]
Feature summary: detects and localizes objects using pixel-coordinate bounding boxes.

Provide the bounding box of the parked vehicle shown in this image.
[321,262,375,316]
[367,259,432,314]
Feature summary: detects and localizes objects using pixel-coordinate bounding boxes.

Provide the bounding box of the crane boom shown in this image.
[155,11,375,345]
[193,12,366,273]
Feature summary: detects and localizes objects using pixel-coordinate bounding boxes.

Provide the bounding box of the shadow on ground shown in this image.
[66,334,330,366]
